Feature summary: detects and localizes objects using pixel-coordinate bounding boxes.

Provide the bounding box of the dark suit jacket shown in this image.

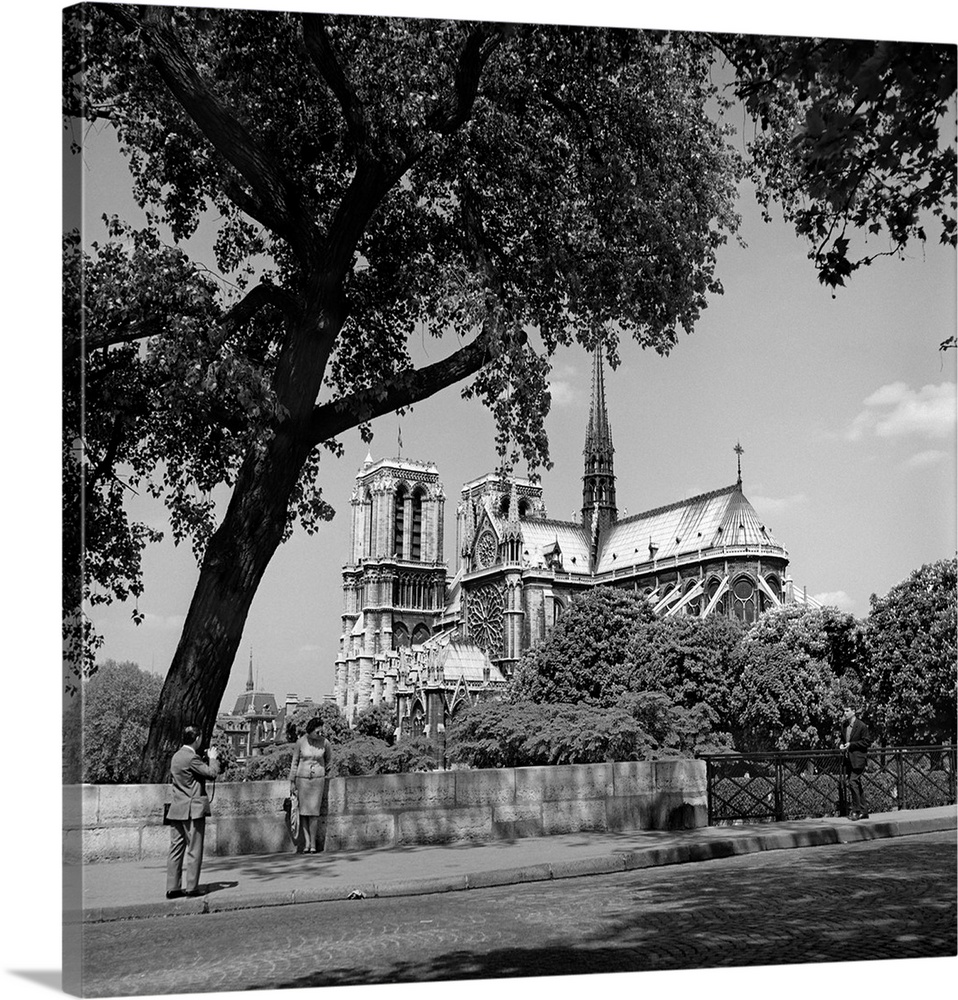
[841,718,871,771]
[167,745,220,821]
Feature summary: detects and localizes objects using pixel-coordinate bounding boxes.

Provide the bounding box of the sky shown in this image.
[68,4,958,715]
[2,3,956,999]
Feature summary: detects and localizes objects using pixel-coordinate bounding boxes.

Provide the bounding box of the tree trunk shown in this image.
[139,299,342,781]
[138,424,311,780]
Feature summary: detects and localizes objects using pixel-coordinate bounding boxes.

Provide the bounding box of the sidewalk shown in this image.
[69,805,956,923]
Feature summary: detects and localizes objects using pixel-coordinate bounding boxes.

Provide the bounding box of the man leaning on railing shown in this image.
[839,704,871,820]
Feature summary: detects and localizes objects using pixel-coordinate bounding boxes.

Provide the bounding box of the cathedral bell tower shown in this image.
[581,344,617,535]
[335,456,447,723]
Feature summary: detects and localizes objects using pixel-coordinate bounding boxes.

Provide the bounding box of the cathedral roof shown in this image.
[594,483,785,573]
[518,519,593,573]
[441,642,505,683]
[417,629,507,684]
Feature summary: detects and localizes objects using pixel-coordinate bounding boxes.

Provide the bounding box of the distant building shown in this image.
[215,652,325,762]
[335,347,817,732]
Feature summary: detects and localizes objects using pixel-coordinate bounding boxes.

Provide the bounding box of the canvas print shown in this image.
[62,1,956,997]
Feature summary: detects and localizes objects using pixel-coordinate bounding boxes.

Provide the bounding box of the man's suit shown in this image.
[841,717,871,817]
[166,745,220,894]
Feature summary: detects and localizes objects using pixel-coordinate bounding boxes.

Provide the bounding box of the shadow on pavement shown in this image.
[271,839,957,987]
[195,880,239,896]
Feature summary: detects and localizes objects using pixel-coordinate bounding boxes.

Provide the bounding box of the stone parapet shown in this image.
[63,759,707,863]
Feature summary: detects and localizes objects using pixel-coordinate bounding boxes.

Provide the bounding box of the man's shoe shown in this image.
[184,889,203,897]
[848,812,859,820]
[166,890,183,900]
[859,812,869,819]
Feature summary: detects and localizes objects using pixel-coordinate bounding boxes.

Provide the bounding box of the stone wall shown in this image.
[63,759,706,864]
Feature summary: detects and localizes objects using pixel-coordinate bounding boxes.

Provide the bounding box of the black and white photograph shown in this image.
[6,1,958,998]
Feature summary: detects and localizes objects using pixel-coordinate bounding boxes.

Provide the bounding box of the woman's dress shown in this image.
[289,736,330,816]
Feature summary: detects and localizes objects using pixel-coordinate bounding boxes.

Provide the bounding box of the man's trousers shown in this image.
[845,766,868,816]
[166,816,207,893]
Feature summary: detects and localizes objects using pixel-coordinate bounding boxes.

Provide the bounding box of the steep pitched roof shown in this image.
[231,691,279,717]
[594,483,784,573]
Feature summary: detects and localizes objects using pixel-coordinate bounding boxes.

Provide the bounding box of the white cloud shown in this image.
[548,365,581,407]
[812,590,855,611]
[749,492,808,513]
[846,381,956,442]
[902,449,948,470]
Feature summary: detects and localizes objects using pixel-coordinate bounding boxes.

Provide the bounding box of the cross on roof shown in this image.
[734,441,744,485]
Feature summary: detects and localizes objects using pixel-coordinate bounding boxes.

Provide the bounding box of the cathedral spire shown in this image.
[246,646,254,693]
[581,343,617,532]
[734,441,744,488]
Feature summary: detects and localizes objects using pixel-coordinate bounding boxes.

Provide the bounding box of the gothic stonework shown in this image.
[468,584,505,655]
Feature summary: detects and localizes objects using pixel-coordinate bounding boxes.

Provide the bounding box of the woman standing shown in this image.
[288,717,332,853]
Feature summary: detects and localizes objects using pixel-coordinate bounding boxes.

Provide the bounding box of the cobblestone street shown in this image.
[79,830,956,995]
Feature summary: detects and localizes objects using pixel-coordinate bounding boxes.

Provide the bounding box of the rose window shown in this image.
[476,531,497,568]
[470,585,504,654]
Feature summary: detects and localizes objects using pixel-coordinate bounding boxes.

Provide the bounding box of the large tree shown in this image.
[63,659,164,783]
[730,604,864,750]
[64,8,955,780]
[510,587,659,705]
[861,559,957,745]
[67,8,742,779]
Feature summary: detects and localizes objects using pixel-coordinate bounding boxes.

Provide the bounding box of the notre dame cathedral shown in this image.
[334,348,808,737]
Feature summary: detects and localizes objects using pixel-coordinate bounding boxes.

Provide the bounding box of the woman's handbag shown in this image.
[283,791,301,842]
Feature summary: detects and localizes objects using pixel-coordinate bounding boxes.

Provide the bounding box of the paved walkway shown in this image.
[69,805,956,923]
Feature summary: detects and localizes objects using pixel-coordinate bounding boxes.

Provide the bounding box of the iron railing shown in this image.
[699,745,957,825]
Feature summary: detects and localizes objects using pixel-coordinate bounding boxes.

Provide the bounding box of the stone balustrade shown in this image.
[63,759,706,864]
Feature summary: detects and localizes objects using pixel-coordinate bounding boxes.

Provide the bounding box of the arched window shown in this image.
[363,488,373,558]
[411,701,426,735]
[412,623,430,646]
[705,577,726,616]
[393,623,410,649]
[759,574,782,614]
[394,484,407,558]
[730,576,757,623]
[411,488,424,561]
[684,578,701,616]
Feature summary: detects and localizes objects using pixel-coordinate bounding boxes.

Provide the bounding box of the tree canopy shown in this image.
[717,35,956,298]
[510,587,659,704]
[63,7,956,777]
[862,559,957,745]
[62,659,164,783]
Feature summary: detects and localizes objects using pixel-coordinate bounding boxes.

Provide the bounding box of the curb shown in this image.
[76,811,956,923]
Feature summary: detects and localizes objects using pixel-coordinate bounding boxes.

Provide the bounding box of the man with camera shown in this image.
[166,724,220,899]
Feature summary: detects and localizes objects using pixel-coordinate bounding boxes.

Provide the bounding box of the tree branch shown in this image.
[426,24,507,135]
[307,325,500,446]
[65,281,298,377]
[220,281,301,330]
[111,5,317,257]
[301,14,369,152]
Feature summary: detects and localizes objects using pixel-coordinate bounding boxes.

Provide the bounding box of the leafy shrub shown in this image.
[354,703,398,744]
[334,735,435,776]
[449,699,660,767]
